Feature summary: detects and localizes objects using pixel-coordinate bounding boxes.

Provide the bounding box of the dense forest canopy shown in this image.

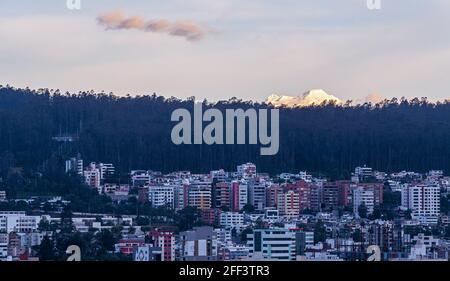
[1,85,450,180]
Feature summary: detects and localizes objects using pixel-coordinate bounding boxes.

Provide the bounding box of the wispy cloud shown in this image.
[97,11,210,41]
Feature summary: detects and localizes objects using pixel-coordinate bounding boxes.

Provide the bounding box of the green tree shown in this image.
[60,205,74,233]
[314,220,327,244]
[38,236,55,261]
[240,227,253,244]
[176,207,201,231]
[242,204,255,214]
[352,229,363,242]
[358,203,368,219]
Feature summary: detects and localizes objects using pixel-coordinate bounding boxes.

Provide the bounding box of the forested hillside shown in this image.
[1,85,450,180]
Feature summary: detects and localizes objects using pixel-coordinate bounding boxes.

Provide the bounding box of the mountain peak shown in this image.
[266,89,342,108]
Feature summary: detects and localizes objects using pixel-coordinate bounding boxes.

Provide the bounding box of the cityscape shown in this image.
[1,157,449,261]
[1,1,450,272]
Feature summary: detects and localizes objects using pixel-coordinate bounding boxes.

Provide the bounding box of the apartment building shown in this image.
[353,187,375,218]
[402,185,440,224]
[277,190,300,218]
[248,178,266,211]
[219,212,244,230]
[230,181,248,212]
[188,183,212,210]
[148,185,175,208]
[247,229,296,261]
[0,212,41,233]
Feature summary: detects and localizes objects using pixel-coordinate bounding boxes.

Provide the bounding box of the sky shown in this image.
[0,0,450,102]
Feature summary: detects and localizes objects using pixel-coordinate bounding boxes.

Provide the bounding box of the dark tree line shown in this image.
[1,85,450,180]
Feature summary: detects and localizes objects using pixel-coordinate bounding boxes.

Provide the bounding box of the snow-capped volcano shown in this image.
[266,89,342,108]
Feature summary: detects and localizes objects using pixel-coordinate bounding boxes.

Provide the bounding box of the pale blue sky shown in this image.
[1,0,449,102]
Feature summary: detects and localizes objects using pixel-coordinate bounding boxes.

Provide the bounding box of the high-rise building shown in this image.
[213,182,231,209]
[368,222,399,253]
[230,181,248,212]
[148,185,175,208]
[322,181,351,210]
[266,184,282,208]
[277,190,300,218]
[174,183,190,210]
[247,229,296,261]
[309,185,322,212]
[248,178,266,211]
[353,187,375,218]
[188,182,212,210]
[322,182,340,210]
[402,184,440,224]
[287,181,311,210]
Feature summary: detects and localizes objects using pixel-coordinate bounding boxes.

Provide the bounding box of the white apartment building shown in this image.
[219,212,244,230]
[402,185,440,224]
[148,185,175,208]
[247,229,296,261]
[0,212,41,233]
[353,187,374,218]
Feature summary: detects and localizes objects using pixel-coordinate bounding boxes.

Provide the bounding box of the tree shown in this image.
[38,236,55,261]
[242,204,255,214]
[445,225,450,239]
[240,227,253,244]
[38,218,52,232]
[370,206,382,220]
[95,230,116,255]
[314,220,327,244]
[352,229,363,242]
[2,86,450,187]
[60,205,74,233]
[255,217,265,229]
[176,207,201,231]
[358,203,368,219]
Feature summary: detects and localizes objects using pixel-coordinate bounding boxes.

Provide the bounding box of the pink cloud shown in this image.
[97,11,209,41]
